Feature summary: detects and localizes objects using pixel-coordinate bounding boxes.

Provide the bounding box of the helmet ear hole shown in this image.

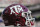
[24,13,27,15]
[22,13,25,17]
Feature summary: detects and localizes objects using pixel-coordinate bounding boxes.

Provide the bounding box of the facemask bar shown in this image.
[27,12,32,20]
[23,10,35,26]
[22,10,32,19]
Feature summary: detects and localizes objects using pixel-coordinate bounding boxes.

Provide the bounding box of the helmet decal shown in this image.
[10,5,23,14]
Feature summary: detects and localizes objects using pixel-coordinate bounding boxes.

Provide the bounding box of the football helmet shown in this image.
[1,4,35,26]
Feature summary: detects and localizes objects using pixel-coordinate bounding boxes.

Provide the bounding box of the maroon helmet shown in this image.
[2,4,34,26]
